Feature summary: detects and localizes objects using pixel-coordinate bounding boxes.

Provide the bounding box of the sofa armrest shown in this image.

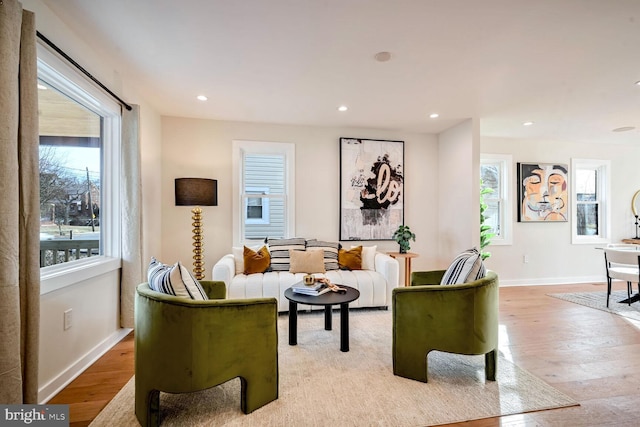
[374,252,400,287]
[212,254,235,286]
[374,252,399,305]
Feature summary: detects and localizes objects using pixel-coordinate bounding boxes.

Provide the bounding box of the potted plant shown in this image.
[393,225,416,253]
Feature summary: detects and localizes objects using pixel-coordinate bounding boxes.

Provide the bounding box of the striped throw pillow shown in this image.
[147,257,207,300]
[306,239,340,271]
[440,248,486,285]
[266,238,306,271]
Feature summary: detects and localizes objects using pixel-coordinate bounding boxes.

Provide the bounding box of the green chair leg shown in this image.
[240,373,279,414]
[393,347,429,383]
[485,349,497,381]
[135,386,160,427]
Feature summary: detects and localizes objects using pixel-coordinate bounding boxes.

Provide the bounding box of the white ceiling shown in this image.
[42,0,640,144]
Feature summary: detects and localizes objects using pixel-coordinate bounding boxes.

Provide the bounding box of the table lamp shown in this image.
[175,178,218,280]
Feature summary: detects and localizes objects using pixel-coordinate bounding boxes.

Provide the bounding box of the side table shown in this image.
[387,252,419,287]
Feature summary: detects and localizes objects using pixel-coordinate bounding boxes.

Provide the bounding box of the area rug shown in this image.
[91,310,577,427]
[548,289,640,322]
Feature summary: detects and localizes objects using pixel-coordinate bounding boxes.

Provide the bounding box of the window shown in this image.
[245,187,270,224]
[37,43,121,286]
[232,141,295,244]
[572,159,610,244]
[480,154,512,245]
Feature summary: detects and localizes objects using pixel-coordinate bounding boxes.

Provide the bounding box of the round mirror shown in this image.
[632,190,640,217]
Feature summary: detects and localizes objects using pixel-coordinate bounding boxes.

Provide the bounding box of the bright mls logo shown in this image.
[0,405,68,426]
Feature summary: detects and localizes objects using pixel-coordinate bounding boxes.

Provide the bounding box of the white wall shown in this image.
[437,119,479,265]
[482,136,640,285]
[38,271,126,402]
[21,0,163,402]
[160,117,443,281]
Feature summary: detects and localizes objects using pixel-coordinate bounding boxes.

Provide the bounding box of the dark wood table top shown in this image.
[284,285,360,306]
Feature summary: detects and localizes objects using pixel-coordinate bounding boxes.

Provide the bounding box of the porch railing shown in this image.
[40,239,100,267]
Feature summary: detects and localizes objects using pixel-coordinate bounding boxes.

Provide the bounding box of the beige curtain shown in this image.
[120,105,143,328]
[0,0,40,404]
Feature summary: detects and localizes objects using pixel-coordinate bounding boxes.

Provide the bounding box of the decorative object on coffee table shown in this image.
[392,224,415,253]
[175,178,218,279]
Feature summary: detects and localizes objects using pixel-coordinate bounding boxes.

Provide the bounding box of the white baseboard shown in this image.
[39,328,132,404]
[499,275,605,286]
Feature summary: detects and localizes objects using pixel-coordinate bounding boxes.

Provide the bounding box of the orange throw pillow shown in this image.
[339,246,362,270]
[243,245,271,275]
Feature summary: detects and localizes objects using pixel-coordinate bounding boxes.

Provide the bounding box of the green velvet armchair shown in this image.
[392,270,498,383]
[135,281,278,426]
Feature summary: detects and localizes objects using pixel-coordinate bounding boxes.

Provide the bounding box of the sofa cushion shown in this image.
[243,245,271,275]
[266,237,306,271]
[306,239,339,271]
[440,248,486,285]
[352,245,377,270]
[289,248,326,273]
[147,257,207,300]
[339,246,362,270]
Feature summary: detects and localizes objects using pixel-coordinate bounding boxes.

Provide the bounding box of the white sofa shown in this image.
[212,250,400,312]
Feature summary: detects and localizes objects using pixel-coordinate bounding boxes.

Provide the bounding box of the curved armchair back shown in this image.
[392,270,498,382]
[135,282,278,426]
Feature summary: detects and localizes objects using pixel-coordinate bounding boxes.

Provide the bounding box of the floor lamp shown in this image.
[175,178,218,280]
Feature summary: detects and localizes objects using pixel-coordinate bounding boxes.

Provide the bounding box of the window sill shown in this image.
[40,257,121,295]
[571,237,610,245]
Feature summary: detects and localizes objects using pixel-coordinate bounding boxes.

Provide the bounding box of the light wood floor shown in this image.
[47,282,640,427]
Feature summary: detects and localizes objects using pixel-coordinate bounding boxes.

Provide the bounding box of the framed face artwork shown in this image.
[339,137,404,240]
[517,162,569,222]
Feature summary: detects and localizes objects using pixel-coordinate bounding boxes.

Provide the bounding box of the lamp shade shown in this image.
[175,178,218,206]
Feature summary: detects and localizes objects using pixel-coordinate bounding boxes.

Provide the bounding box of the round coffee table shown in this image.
[284,285,360,352]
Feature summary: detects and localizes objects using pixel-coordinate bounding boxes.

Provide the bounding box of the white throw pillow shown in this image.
[147,257,207,300]
[352,245,377,270]
[440,248,486,285]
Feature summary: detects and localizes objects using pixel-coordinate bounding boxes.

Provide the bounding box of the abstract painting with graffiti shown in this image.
[340,138,404,240]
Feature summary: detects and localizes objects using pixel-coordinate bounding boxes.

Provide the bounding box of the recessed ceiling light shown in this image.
[196,95,208,101]
[612,126,635,132]
[523,121,534,126]
[338,105,348,112]
[635,81,640,86]
[37,83,47,90]
[374,51,392,62]
[429,113,439,119]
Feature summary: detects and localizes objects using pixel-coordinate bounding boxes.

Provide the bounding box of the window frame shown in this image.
[480,153,513,245]
[232,140,295,245]
[37,43,122,294]
[571,158,610,244]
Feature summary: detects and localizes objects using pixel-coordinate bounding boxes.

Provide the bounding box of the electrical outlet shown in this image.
[64,309,73,330]
[523,255,529,263]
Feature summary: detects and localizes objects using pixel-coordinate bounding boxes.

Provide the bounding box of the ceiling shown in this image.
[42,0,640,144]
